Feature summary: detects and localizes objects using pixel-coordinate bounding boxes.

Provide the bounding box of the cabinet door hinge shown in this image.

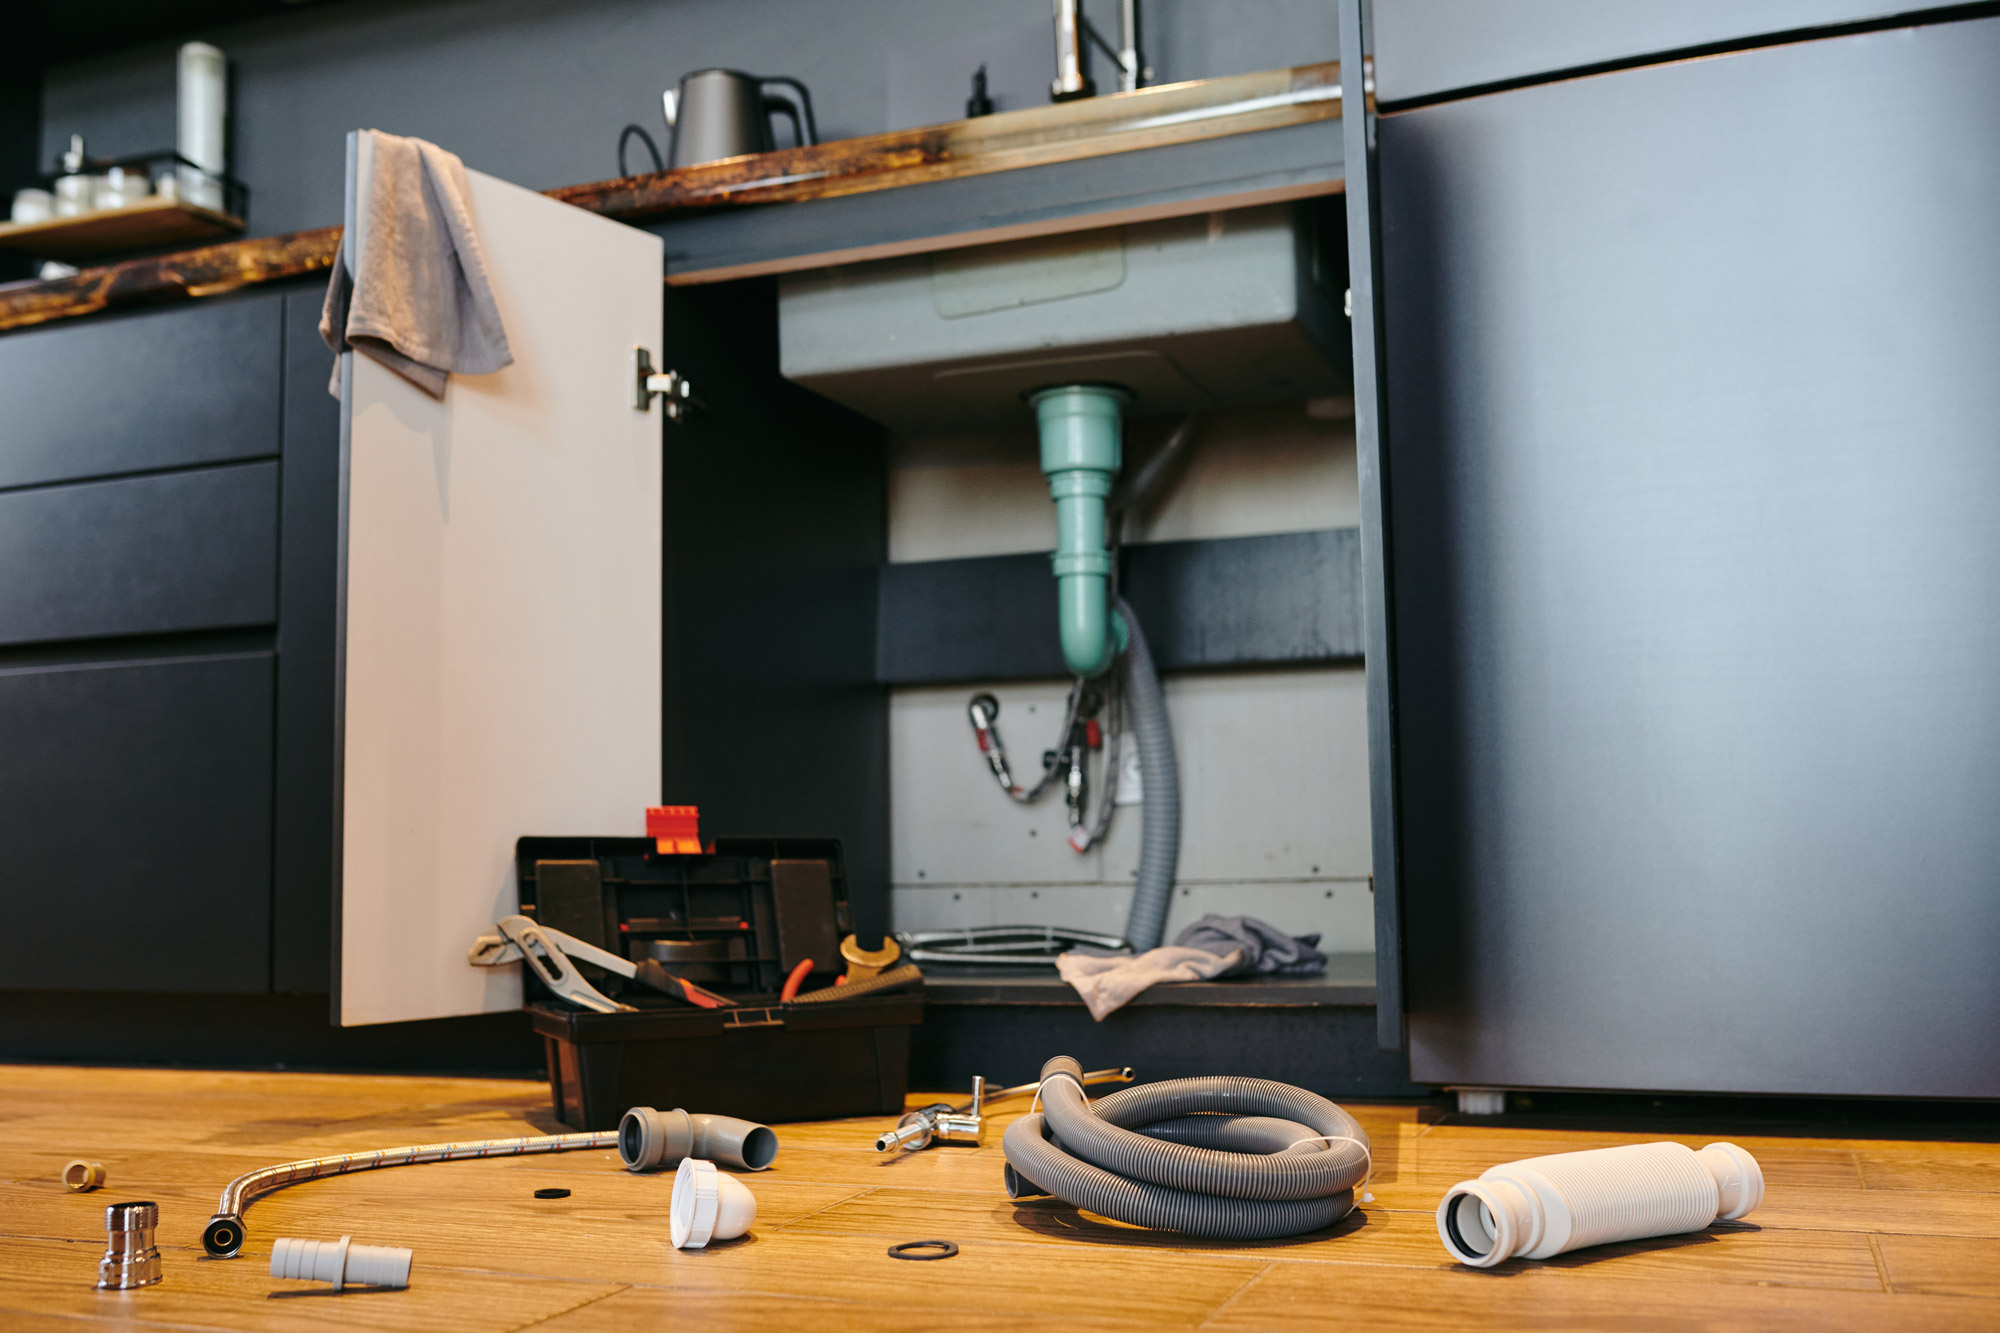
[633,347,697,422]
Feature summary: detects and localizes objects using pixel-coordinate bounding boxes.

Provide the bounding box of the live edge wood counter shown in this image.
[0,61,1340,336]
[3,1067,1997,1331]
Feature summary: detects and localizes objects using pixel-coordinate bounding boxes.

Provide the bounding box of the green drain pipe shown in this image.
[1032,384,1132,677]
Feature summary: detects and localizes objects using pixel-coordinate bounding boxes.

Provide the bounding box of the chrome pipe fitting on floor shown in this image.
[879,1066,1136,1153]
[96,1201,162,1289]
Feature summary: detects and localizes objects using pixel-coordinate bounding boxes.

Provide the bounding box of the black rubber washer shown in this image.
[887,1240,958,1261]
[534,1188,572,1199]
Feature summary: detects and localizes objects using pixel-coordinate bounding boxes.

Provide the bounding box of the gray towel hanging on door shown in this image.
[320,129,512,399]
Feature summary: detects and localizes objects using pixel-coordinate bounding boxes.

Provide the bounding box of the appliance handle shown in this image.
[757,76,818,145]
[761,95,805,152]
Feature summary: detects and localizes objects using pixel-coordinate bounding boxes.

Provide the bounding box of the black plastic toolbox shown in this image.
[515,835,923,1131]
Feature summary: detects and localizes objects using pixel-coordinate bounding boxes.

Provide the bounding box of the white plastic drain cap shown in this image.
[670,1158,756,1250]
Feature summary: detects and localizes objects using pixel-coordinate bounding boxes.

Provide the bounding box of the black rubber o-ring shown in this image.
[887,1239,958,1261]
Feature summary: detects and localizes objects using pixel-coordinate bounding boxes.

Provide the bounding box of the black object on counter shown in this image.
[966,65,995,118]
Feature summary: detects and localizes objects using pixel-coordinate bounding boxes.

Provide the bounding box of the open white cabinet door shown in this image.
[334,132,663,1025]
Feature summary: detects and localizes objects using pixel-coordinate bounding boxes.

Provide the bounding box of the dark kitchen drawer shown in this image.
[0,461,277,646]
[0,653,273,992]
[0,291,283,492]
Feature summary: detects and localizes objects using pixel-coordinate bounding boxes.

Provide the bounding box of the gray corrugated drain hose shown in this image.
[1002,1056,1370,1240]
[1115,596,1179,951]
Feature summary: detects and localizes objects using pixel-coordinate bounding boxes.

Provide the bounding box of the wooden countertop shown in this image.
[0,61,1340,337]
[5,1064,1998,1329]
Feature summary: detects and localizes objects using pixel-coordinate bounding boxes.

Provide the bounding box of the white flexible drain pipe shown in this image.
[1437,1141,1764,1267]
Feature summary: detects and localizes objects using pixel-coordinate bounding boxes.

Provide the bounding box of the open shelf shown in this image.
[0,198,246,262]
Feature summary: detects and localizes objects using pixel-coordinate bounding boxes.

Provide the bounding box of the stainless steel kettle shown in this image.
[662,69,819,168]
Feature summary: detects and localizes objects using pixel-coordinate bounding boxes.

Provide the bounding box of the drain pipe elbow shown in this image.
[1034,384,1129,678]
[619,1107,779,1173]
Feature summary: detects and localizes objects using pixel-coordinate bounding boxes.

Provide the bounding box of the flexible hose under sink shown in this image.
[1002,1056,1370,1240]
[1115,596,1179,952]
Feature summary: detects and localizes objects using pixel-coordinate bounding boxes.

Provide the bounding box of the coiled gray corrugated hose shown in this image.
[1002,1056,1370,1239]
[1115,596,1179,951]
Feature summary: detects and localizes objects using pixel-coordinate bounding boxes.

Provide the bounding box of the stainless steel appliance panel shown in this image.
[1380,18,2000,1096]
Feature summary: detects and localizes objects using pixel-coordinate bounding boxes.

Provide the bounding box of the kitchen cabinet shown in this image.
[0,463,277,646]
[0,288,321,998]
[0,655,275,992]
[0,292,283,490]
[0,144,887,1041]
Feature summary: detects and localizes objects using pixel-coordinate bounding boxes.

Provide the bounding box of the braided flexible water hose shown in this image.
[202,1130,617,1257]
[1001,1056,1370,1240]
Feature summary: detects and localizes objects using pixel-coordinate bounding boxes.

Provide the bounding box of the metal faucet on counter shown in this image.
[876,1067,1135,1153]
[1051,0,1147,102]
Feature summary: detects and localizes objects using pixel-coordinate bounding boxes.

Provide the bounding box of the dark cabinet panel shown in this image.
[1379,20,2000,1096]
[662,282,890,943]
[0,461,278,646]
[0,653,273,992]
[0,292,284,492]
[273,290,340,993]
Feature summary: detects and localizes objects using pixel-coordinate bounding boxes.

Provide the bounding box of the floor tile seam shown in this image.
[507,1282,634,1331]
[1230,1252,1886,1288]
[770,1179,1016,1195]
[388,1261,637,1288]
[773,1229,1284,1267]
[1864,1233,1892,1293]
[605,1277,1208,1323]
[1748,1220,2000,1239]
[763,1185,884,1231]
[1883,1287,2000,1304]
[0,1301,237,1333]
[1180,1250,1942,1296]
[778,1217,1910,1275]
[1195,1260,1276,1329]
[766,1216,1297,1261]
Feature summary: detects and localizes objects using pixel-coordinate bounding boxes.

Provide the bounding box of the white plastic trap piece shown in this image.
[1437,1141,1764,1268]
[670,1158,757,1250]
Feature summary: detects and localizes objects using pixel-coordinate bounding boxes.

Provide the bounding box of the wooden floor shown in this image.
[3,1066,1998,1331]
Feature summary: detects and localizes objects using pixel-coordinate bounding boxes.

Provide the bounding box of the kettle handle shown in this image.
[757,76,819,147]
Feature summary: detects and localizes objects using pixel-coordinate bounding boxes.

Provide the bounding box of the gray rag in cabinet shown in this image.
[1057,914,1327,1020]
[320,129,512,399]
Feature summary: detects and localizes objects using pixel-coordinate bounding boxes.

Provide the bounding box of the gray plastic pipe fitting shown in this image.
[619,1107,778,1173]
